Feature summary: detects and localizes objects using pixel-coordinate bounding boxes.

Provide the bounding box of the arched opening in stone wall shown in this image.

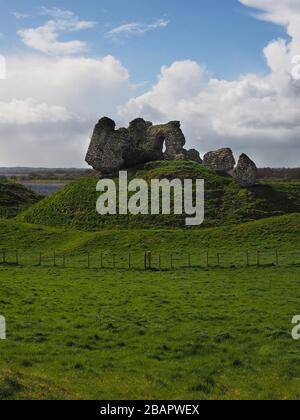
[157,135,166,154]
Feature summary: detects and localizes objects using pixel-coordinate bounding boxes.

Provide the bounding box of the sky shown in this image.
[0,0,299,167]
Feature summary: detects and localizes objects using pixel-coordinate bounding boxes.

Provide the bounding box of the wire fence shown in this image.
[0,249,299,271]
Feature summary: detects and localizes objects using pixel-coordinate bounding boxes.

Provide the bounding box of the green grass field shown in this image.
[0,213,300,400]
[1,264,300,400]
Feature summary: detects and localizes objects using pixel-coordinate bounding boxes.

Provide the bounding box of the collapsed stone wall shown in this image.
[86,117,257,187]
[202,148,257,187]
[86,117,202,175]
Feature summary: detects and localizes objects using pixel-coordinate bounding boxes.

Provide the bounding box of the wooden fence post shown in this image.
[144,252,152,270]
[257,250,260,267]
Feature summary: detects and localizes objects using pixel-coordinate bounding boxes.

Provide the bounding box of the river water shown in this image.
[22,183,66,196]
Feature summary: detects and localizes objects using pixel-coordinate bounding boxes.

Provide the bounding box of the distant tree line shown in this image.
[0,168,97,181]
[257,168,300,181]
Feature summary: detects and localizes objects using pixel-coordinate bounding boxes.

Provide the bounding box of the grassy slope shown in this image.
[1,213,300,256]
[0,213,299,270]
[16,161,300,230]
[0,180,41,218]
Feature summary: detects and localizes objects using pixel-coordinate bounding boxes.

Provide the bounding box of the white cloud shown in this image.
[40,7,76,20]
[39,7,97,30]
[0,54,132,167]
[119,1,300,166]
[18,24,86,55]
[0,98,75,124]
[240,0,300,39]
[18,8,96,55]
[107,18,169,38]
[239,1,300,90]
[13,12,30,20]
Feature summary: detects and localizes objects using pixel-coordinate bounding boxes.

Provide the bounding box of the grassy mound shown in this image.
[0,180,42,218]
[2,213,300,256]
[17,161,300,230]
